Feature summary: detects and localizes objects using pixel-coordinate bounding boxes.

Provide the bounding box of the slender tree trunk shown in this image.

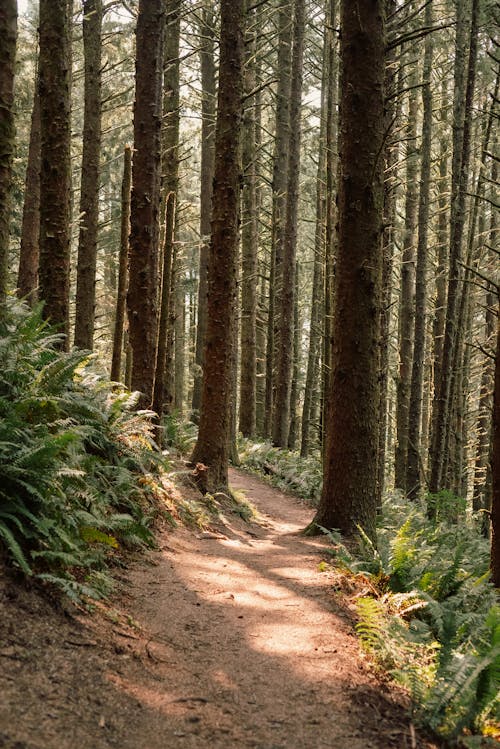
[153,0,181,421]
[264,0,292,437]
[301,2,331,458]
[74,0,103,350]
[190,0,244,493]
[110,146,132,383]
[432,77,449,425]
[309,0,385,542]
[377,0,401,501]
[288,262,300,450]
[0,0,17,313]
[18,75,40,306]
[239,7,258,437]
[490,306,500,588]
[127,0,165,407]
[192,7,216,420]
[322,0,339,450]
[38,0,72,345]
[174,265,185,413]
[429,0,479,494]
[406,1,433,500]
[394,67,418,492]
[272,0,305,447]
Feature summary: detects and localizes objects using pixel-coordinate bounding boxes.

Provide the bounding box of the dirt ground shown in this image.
[0,467,440,749]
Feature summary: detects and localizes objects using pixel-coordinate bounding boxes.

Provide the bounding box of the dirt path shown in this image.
[0,468,438,749]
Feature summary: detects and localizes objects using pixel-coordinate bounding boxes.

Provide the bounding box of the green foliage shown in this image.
[238,438,322,504]
[338,493,499,743]
[0,301,161,599]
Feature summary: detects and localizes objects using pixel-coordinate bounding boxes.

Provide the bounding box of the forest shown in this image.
[0,0,499,747]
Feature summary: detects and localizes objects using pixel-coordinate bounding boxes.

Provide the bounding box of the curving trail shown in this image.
[0,467,438,749]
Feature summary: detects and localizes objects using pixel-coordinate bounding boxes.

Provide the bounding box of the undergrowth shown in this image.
[0,301,164,601]
[239,438,499,745]
[238,437,322,504]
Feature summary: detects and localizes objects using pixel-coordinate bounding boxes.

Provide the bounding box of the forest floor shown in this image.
[0,467,441,749]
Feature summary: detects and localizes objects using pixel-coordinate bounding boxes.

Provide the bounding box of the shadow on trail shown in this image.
[105,470,427,749]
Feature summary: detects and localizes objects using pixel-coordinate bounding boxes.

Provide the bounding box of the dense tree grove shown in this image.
[3,0,500,578]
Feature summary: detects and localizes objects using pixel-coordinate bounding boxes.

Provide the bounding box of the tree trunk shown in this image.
[190,0,244,494]
[0,0,17,310]
[287,262,300,451]
[192,6,216,421]
[394,67,418,492]
[406,1,433,500]
[429,0,479,494]
[239,7,258,437]
[301,1,332,458]
[110,145,132,383]
[272,0,305,447]
[490,305,500,588]
[17,74,40,306]
[309,0,385,542]
[74,0,103,350]
[152,0,181,421]
[127,0,165,407]
[38,0,72,345]
[264,0,292,438]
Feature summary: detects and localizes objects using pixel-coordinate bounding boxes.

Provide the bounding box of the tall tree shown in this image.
[38,0,73,345]
[264,0,292,437]
[272,0,305,447]
[192,6,216,420]
[17,73,40,306]
[153,0,181,421]
[308,0,385,541]
[74,0,103,349]
[110,145,132,383]
[239,3,258,437]
[490,308,500,588]
[190,0,244,493]
[127,0,165,406]
[430,0,479,494]
[406,1,433,499]
[0,0,17,312]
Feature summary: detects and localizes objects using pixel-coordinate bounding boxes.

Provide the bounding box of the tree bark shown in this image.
[190,0,244,494]
[38,0,72,345]
[309,0,385,542]
[272,0,305,447]
[152,0,181,421]
[264,0,292,438]
[74,0,103,350]
[127,0,165,406]
[429,0,479,494]
[406,0,433,500]
[110,145,132,383]
[192,6,216,421]
[17,74,40,306]
[394,65,418,492]
[490,306,500,588]
[239,6,258,437]
[0,0,17,312]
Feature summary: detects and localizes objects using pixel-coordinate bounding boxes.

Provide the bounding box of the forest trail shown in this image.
[0,468,438,749]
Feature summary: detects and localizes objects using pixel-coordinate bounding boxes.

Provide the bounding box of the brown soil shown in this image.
[0,467,440,749]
